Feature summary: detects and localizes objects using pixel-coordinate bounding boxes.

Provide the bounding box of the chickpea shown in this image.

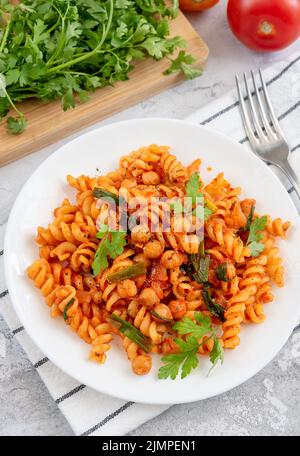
[121,178,136,189]
[143,240,164,259]
[160,250,182,269]
[134,253,151,268]
[132,355,152,375]
[91,290,102,304]
[169,300,187,320]
[128,300,139,318]
[142,171,160,185]
[83,275,96,289]
[139,287,160,308]
[226,262,236,281]
[152,303,173,322]
[131,225,151,245]
[117,279,137,298]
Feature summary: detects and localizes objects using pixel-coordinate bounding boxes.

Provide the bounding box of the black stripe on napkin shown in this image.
[238,99,300,146]
[291,144,300,153]
[34,357,49,368]
[0,250,3,256]
[279,100,300,121]
[80,401,134,436]
[0,289,8,299]
[55,384,86,404]
[12,326,24,335]
[201,54,300,126]
[267,54,300,85]
[201,101,239,126]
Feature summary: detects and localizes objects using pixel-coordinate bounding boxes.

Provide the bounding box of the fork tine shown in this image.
[243,72,266,143]
[259,69,286,139]
[251,70,276,140]
[235,75,259,147]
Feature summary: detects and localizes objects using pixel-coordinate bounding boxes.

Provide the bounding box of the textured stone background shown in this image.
[1,1,300,436]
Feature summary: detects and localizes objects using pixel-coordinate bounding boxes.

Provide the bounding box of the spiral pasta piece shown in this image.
[89,323,113,363]
[27,259,58,305]
[264,240,285,287]
[70,242,98,272]
[160,151,187,183]
[134,306,162,344]
[264,215,291,239]
[222,285,256,349]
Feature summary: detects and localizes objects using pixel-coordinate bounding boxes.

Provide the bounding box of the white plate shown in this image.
[4,118,300,404]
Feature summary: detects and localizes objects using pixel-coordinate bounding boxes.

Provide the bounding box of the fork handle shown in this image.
[278,159,300,200]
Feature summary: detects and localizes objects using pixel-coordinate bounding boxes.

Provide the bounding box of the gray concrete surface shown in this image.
[1,1,300,435]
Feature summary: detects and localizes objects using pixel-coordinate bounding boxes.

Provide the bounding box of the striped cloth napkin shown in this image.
[1,52,300,436]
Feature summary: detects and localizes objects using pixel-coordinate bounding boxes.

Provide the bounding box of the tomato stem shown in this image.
[258,21,275,37]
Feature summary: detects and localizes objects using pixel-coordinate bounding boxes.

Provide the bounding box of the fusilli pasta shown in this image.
[27,144,290,376]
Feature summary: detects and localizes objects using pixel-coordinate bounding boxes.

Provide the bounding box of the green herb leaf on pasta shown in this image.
[244,205,255,231]
[248,241,265,257]
[110,314,152,353]
[215,263,228,282]
[202,289,225,322]
[92,225,127,276]
[158,336,199,380]
[63,298,75,321]
[208,336,224,374]
[173,312,212,339]
[246,215,267,257]
[186,172,202,204]
[188,242,210,284]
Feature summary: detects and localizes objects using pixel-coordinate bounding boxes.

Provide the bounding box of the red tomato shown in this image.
[227,0,300,52]
[180,0,219,12]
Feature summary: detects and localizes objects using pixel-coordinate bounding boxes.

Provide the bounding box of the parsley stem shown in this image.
[46,4,66,67]
[4,87,24,118]
[0,19,10,54]
[46,0,114,75]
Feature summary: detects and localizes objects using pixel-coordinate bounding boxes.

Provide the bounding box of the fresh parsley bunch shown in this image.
[0,0,201,134]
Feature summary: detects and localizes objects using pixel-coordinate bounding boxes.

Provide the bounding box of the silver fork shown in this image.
[236,70,300,199]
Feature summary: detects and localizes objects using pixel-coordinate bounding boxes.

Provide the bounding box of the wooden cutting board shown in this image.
[0,12,208,167]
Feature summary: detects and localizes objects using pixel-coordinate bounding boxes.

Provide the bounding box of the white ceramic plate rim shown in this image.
[4,118,300,404]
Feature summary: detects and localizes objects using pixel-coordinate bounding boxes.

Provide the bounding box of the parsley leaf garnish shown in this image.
[92,225,127,276]
[158,336,199,380]
[209,335,224,374]
[158,312,224,380]
[246,215,267,257]
[173,312,212,339]
[186,172,202,204]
